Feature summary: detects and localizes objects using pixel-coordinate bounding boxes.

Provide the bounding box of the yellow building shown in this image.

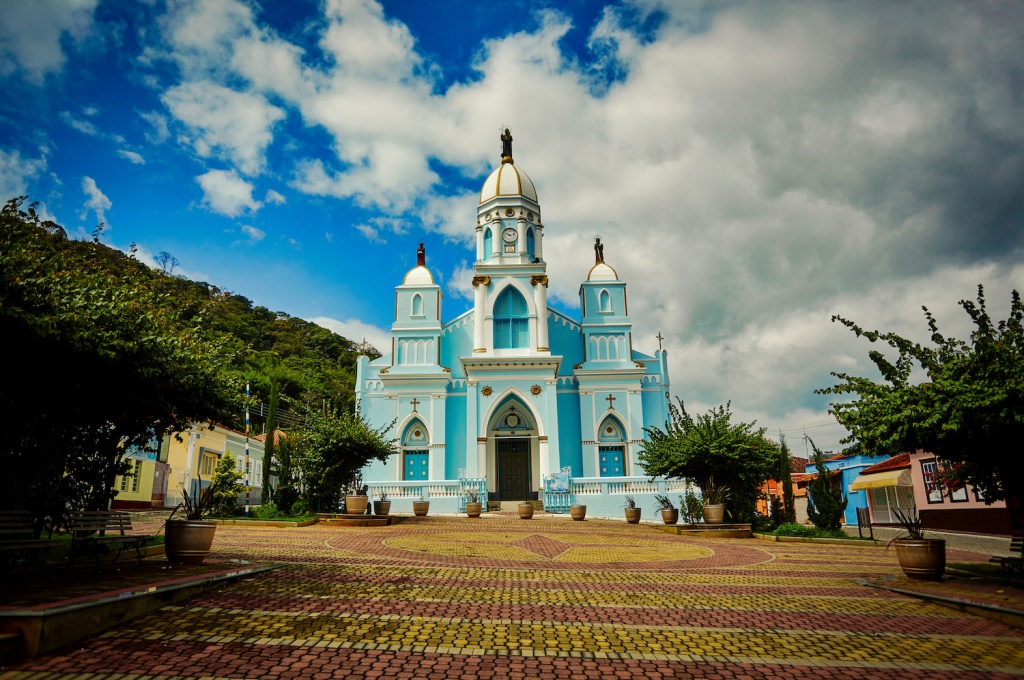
[161,424,268,509]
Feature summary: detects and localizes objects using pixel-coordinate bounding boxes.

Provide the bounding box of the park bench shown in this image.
[69,510,154,565]
[0,510,62,568]
[990,530,1024,575]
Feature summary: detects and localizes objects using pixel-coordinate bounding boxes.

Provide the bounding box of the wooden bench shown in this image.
[69,510,153,565]
[0,510,63,567]
[990,531,1024,574]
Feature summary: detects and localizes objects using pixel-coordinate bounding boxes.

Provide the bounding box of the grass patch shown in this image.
[769,523,865,540]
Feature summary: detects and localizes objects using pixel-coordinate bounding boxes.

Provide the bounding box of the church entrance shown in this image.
[496,438,531,500]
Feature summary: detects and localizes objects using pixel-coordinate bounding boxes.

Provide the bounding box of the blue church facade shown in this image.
[355,139,682,516]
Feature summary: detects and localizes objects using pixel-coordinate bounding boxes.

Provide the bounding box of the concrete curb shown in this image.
[214,518,318,528]
[855,578,1024,630]
[753,532,884,547]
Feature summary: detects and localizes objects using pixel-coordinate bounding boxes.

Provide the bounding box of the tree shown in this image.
[818,286,1024,504]
[293,409,396,512]
[210,454,245,515]
[638,400,781,522]
[0,198,238,529]
[805,440,847,531]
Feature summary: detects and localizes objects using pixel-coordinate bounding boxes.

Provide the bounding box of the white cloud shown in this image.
[0,148,48,200]
[0,0,97,83]
[81,176,110,225]
[264,188,286,205]
[163,80,285,175]
[61,111,99,136]
[195,169,260,217]
[139,110,170,144]
[446,260,474,301]
[310,316,390,356]
[355,223,384,244]
[117,150,145,165]
[240,224,265,242]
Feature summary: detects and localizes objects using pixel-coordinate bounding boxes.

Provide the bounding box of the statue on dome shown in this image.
[500,128,513,163]
[417,241,425,266]
[594,237,604,263]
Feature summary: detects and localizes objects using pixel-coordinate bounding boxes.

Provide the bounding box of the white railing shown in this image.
[543,475,700,514]
[367,477,486,511]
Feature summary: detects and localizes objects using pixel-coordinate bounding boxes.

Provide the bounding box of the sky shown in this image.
[2,0,1022,455]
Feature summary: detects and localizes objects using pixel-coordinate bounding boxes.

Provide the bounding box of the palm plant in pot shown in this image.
[654,494,678,525]
[699,476,730,524]
[165,478,217,564]
[889,506,945,580]
[373,490,391,516]
[623,495,641,524]
[464,488,483,518]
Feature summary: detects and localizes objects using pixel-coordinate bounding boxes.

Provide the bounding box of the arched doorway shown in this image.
[401,419,430,481]
[597,414,627,477]
[486,395,539,500]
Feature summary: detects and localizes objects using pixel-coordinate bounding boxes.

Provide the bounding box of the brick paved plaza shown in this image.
[3,515,1023,679]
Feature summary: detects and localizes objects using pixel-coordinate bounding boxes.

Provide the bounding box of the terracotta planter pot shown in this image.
[413,501,430,517]
[373,501,391,516]
[346,495,369,515]
[624,508,641,524]
[165,520,217,564]
[894,538,946,580]
[465,501,483,518]
[702,504,725,524]
[660,508,678,525]
[518,503,535,519]
[570,505,587,521]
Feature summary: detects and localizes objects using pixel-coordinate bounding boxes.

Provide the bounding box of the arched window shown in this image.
[411,293,423,317]
[483,228,493,261]
[526,227,535,258]
[599,289,611,313]
[493,286,529,349]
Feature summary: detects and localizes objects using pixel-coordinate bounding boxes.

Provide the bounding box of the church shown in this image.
[356,132,676,515]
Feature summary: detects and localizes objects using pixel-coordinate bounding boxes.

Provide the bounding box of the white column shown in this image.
[492,218,502,257]
[534,225,544,259]
[475,225,483,261]
[517,217,527,254]
[473,276,487,352]
[533,277,549,352]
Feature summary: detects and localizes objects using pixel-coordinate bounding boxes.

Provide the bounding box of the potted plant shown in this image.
[889,506,945,580]
[518,501,535,519]
[700,477,730,524]
[654,495,677,525]
[623,496,641,524]
[346,480,369,516]
[373,490,391,516]
[464,489,483,518]
[413,493,430,517]
[165,478,218,564]
[570,503,587,521]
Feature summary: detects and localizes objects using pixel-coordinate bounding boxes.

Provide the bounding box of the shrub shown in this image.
[289,499,309,516]
[680,488,703,524]
[806,442,847,532]
[255,502,283,520]
[771,522,848,539]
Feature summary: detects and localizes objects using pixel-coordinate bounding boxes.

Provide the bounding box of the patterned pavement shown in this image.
[3,514,1024,679]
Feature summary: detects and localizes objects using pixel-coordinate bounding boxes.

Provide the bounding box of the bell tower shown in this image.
[471,130,550,355]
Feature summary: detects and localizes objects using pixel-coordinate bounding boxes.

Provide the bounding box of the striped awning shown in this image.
[849,468,912,490]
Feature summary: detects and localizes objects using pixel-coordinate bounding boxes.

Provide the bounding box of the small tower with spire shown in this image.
[390,242,443,373]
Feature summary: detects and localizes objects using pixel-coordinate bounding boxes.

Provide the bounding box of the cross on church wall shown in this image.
[410,398,420,413]
[606,394,616,410]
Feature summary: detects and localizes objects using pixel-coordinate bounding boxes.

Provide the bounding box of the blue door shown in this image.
[404,451,429,480]
[599,446,624,476]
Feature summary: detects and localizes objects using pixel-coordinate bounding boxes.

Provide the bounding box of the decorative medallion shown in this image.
[606,426,614,434]
[413,429,422,438]
[481,385,493,396]
[505,412,521,428]
[530,384,542,396]
[505,208,515,216]
[527,212,534,221]
[485,212,491,220]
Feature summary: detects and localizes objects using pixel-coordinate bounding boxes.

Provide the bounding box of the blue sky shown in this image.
[2,0,1022,454]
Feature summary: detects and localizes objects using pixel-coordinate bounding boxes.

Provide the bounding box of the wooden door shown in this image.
[497,438,530,500]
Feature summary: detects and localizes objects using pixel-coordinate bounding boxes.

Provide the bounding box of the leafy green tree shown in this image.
[210,453,245,515]
[0,198,238,531]
[639,400,781,522]
[805,441,848,532]
[818,286,1024,504]
[293,409,396,512]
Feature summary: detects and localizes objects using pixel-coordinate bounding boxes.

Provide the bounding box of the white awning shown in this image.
[850,468,912,490]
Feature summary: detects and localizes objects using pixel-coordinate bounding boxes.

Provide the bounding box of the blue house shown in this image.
[355,135,679,516]
[805,453,875,525]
